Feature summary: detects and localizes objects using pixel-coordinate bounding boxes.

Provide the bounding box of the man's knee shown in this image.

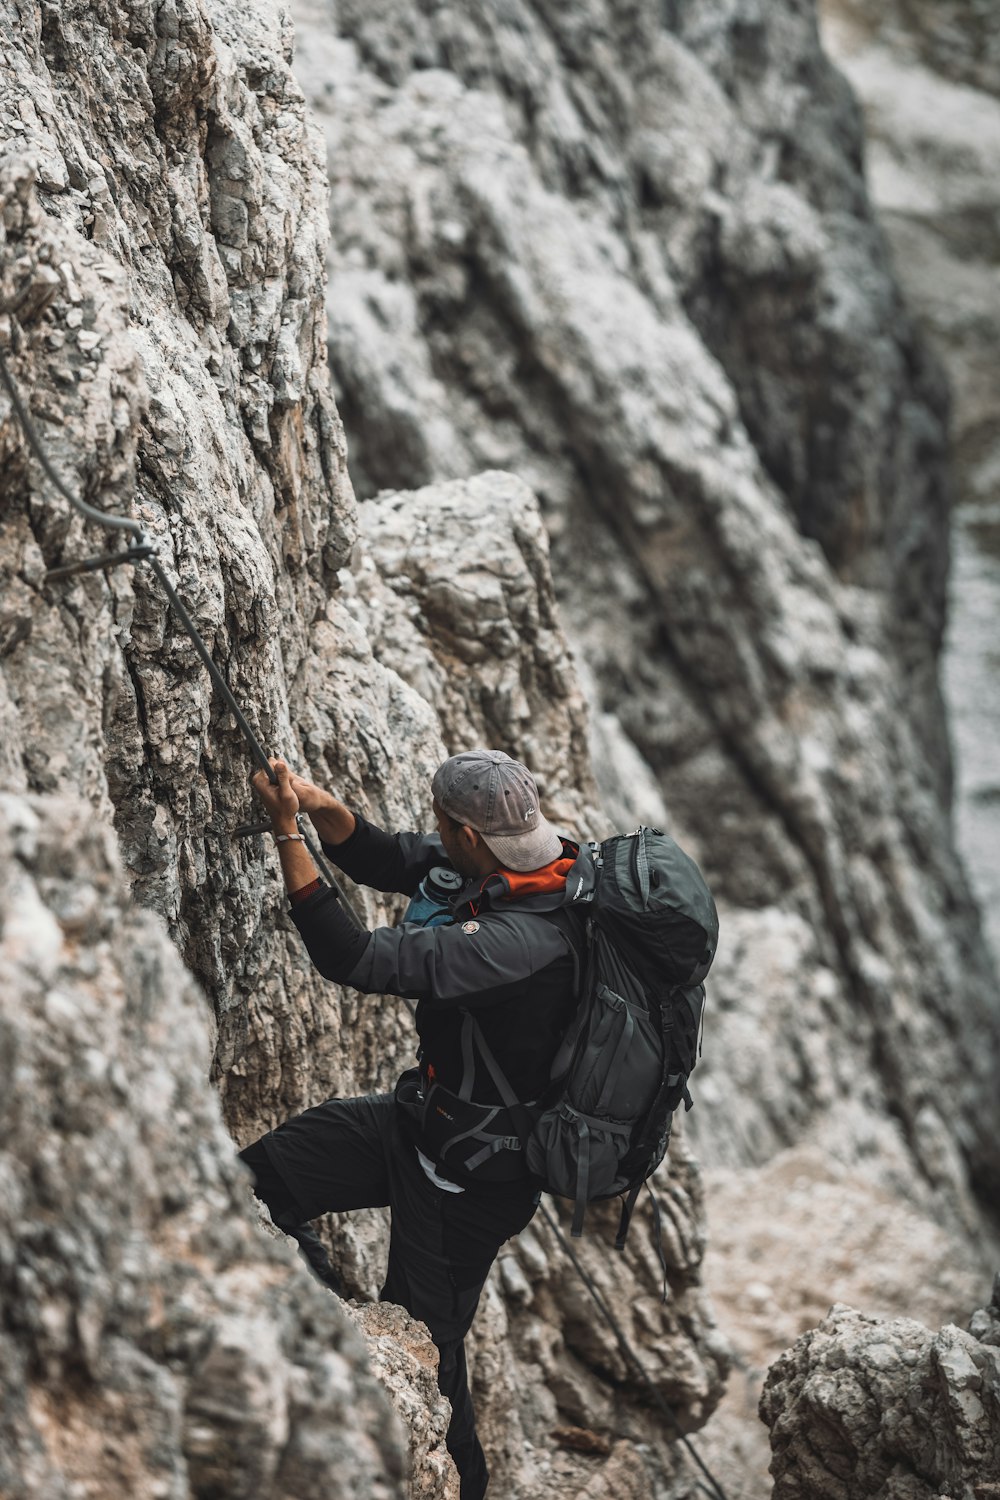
[240,1141,342,1294]
[239,1139,299,1219]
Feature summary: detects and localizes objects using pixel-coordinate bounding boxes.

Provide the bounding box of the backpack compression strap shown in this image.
[455,1011,541,1174]
[465,1012,620,1238]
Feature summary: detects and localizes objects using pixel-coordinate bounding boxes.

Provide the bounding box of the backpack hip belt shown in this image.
[393,1015,540,1185]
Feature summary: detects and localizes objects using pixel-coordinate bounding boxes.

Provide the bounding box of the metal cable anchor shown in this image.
[0,343,362,926]
[45,530,158,583]
[233,818,274,840]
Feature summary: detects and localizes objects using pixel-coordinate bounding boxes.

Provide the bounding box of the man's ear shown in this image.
[456,823,482,854]
[457,825,500,876]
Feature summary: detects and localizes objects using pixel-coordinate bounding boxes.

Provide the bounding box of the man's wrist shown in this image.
[271,819,300,838]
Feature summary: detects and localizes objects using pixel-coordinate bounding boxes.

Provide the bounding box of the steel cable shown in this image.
[0,342,362,924]
[538,1201,730,1500]
[0,345,143,535]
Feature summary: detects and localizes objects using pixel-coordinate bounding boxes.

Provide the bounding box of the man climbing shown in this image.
[240,749,593,1500]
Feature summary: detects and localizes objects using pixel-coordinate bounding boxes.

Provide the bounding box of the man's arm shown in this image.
[251,759,372,977]
[291,901,570,1001]
[320,818,446,896]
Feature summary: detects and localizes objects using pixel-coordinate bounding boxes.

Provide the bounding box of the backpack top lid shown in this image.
[594,827,718,988]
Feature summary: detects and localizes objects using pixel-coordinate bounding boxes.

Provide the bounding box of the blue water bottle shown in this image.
[403,865,464,927]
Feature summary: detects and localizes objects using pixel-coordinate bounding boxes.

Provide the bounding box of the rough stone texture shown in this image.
[0,792,405,1500]
[0,2,723,1494]
[292,0,1000,1205]
[819,0,1000,965]
[4,0,1000,1495]
[343,1303,460,1500]
[287,2,1000,1490]
[0,0,358,1100]
[759,1286,1000,1499]
[698,1149,996,1499]
[355,471,596,821]
[824,0,1000,101]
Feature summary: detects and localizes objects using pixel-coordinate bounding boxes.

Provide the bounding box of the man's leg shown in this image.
[243,1095,537,1498]
[239,1137,342,1291]
[380,1188,494,1500]
[239,1092,397,1290]
[435,1339,488,1500]
[380,1117,539,1500]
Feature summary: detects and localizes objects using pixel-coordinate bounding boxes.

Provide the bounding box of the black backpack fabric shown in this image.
[469,826,718,1243]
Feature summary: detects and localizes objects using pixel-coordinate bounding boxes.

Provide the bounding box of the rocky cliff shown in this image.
[2,0,999,1497]
[289,0,1000,1490]
[760,1278,1000,1499]
[1,2,721,1496]
[293,0,1000,1207]
[0,791,414,1500]
[819,0,1000,965]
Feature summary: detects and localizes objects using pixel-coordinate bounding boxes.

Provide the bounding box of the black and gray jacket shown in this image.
[289,813,595,1106]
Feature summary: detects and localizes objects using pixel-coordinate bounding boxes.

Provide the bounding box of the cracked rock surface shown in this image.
[0,792,406,1500]
[820,0,1000,966]
[1,2,723,1494]
[292,0,1000,1222]
[287,1,1000,1491]
[760,1282,1000,1499]
[3,0,1000,1496]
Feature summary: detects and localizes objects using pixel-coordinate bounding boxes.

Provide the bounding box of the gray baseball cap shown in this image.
[431,750,564,872]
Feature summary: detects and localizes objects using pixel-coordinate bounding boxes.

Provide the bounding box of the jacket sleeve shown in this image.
[289,891,571,1002]
[343,909,573,1007]
[320,812,446,896]
[289,886,372,982]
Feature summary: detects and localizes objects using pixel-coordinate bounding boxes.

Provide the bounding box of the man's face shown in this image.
[432,797,481,878]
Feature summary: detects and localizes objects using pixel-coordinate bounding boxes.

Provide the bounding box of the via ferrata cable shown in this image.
[537,1202,731,1500]
[0,343,362,926]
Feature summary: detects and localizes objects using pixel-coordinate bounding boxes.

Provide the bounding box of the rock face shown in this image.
[759,1281,1000,1499]
[0,792,407,1500]
[1,1,723,1495]
[819,0,1000,965]
[288,0,1000,1489]
[293,0,1000,1203]
[3,0,1000,1496]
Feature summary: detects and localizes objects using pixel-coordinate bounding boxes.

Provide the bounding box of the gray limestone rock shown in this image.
[344,1302,460,1499]
[0,792,406,1500]
[759,1291,1000,1499]
[3,0,1000,1494]
[819,0,1000,967]
[291,0,1000,1215]
[825,0,1000,101]
[0,1,724,1492]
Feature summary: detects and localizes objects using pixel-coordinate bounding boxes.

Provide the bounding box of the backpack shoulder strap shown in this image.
[539,902,590,999]
[461,1011,538,1146]
[459,901,594,1149]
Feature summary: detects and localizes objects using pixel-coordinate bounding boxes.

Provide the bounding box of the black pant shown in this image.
[239,1091,538,1500]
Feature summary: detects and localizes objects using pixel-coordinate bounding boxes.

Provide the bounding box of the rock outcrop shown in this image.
[292,0,1000,1217]
[819,0,1000,965]
[3,0,1000,1495]
[1,2,723,1495]
[288,1,1000,1489]
[0,791,408,1500]
[760,1279,1000,1499]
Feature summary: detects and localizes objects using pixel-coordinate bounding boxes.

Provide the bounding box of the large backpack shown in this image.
[467,826,718,1244]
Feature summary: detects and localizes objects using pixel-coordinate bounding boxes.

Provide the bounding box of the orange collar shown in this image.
[470,852,577,914]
